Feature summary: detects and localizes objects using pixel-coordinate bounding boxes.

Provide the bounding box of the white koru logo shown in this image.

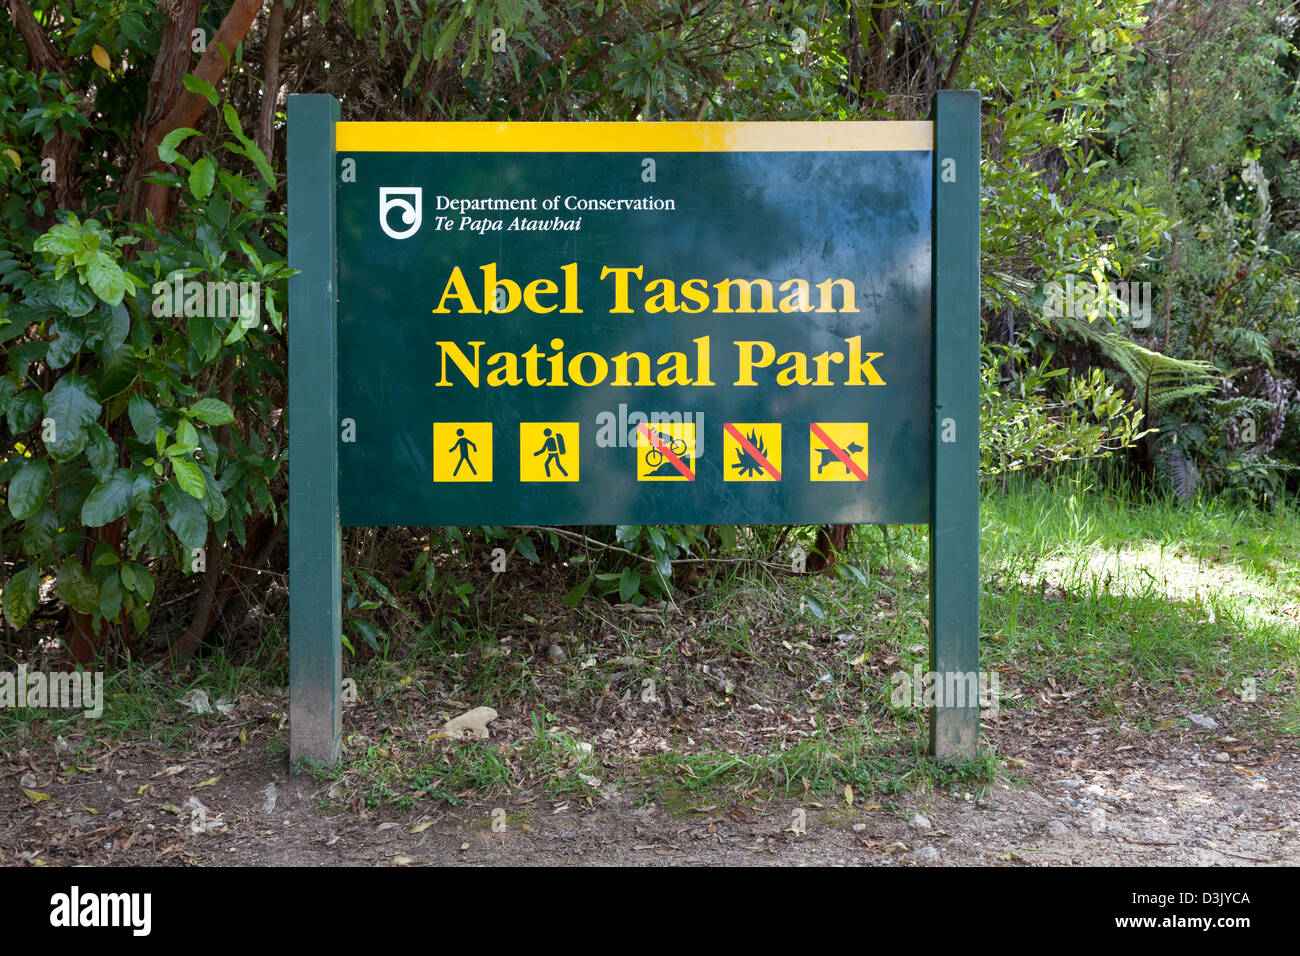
[379,186,423,240]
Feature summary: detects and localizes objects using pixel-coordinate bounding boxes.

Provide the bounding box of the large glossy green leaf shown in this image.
[83,251,126,305]
[157,127,200,164]
[175,418,200,453]
[53,277,97,317]
[81,469,135,526]
[84,421,115,481]
[56,559,99,614]
[6,390,42,433]
[34,223,81,257]
[618,567,641,602]
[189,157,216,201]
[171,455,205,499]
[127,394,158,443]
[188,397,235,425]
[21,503,57,555]
[98,570,122,619]
[47,317,85,368]
[2,564,40,628]
[128,502,161,555]
[199,464,227,521]
[97,347,137,399]
[8,458,50,519]
[161,480,207,549]
[182,73,219,107]
[42,374,100,461]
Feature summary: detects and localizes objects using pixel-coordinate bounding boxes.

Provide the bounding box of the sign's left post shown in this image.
[287,94,342,766]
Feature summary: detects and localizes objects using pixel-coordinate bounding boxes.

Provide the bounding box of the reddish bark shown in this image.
[128,0,265,224]
[806,524,850,572]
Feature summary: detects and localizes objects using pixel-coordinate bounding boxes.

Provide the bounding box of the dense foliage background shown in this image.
[2,0,1297,665]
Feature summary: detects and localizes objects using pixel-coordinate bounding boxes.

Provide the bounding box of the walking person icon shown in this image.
[533,427,568,478]
[450,427,477,476]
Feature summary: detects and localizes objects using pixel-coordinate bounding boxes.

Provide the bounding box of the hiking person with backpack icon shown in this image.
[534,427,568,477]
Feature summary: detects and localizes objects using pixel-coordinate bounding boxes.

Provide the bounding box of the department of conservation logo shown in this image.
[379,186,422,239]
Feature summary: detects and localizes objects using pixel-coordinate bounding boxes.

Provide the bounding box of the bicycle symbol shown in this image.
[645,436,687,468]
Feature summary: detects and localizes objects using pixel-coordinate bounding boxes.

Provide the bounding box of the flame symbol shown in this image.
[732,430,769,478]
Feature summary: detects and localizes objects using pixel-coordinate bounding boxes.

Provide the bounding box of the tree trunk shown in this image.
[807,524,850,572]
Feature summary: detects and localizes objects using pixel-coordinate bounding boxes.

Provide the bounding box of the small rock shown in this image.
[179,689,213,714]
[1052,778,1085,789]
[260,783,278,813]
[1046,820,1069,840]
[1084,784,1106,798]
[1189,713,1220,731]
[834,633,857,644]
[912,846,940,864]
[908,813,932,831]
[547,644,567,663]
[852,823,867,832]
[1213,751,1231,763]
[439,706,499,740]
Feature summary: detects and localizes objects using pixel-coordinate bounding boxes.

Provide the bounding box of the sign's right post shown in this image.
[929,89,982,759]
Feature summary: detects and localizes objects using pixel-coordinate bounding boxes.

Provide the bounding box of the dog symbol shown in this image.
[815,441,864,474]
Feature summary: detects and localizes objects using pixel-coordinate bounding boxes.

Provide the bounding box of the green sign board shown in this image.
[336,129,933,526]
[288,95,981,766]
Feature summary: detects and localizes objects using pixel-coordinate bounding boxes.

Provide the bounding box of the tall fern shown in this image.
[1043,312,1217,423]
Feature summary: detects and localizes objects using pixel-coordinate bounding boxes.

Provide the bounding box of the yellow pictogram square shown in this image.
[520,422,579,482]
[723,423,782,482]
[636,421,696,481]
[434,422,492,482]
[809,422,868,482]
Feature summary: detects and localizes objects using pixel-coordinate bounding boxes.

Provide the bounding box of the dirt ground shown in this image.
[5,551,1298,867]
[3,695,1296,867]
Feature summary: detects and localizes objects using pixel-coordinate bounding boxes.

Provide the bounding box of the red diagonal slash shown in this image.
[638,424,694,480]
[723,423,781,481]
[808,423,868,481]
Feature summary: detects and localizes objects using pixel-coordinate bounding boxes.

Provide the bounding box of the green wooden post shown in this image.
[929,89,982,759]
[288,94,342,766]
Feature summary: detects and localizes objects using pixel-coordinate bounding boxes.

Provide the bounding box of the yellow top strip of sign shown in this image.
[335,121,932,152]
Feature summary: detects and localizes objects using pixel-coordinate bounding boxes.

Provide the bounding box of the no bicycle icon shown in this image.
[636,422,696,481]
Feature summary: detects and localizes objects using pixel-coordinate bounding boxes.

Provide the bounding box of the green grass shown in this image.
[0,642,281,753]
[980,472,1300,734]
[308,735,515,812]
[641,731,1002,806]
[307,712,605,812]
